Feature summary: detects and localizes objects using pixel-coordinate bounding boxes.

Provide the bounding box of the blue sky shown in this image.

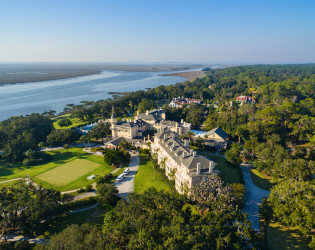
[0,0,314,63]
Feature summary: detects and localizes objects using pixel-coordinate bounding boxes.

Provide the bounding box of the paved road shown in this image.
[114,154,140,199]
[242,165,270,232]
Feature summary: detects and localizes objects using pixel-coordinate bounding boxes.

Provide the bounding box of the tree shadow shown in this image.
[267,220,310,250]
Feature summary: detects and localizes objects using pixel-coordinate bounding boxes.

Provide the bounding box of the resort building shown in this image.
[169,97,201,108]
[155,119,191,135]
[151,130,216,194]
[109,108,191,139]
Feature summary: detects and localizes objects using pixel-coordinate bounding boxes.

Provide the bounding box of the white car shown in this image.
[123,168,130,175]
[116,173,126,182]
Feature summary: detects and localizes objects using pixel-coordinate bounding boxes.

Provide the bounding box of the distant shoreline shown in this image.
[162,71,206,81]
[0,64,203,85]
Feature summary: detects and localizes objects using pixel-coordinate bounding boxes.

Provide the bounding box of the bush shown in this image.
[96,173,113,185]
[22,158,34,167]
[96,183,119,206]
[77,188,85,193]
[61,196,97,211]
[138,148,150,155]
[85,184,92,192]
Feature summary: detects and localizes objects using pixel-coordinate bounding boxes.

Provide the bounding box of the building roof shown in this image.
[105,137,124,147]
[137,109,165,122]
[206,127,228,140]
[116,119,148,128]
[105,137,141,147]
[155,130,215,170]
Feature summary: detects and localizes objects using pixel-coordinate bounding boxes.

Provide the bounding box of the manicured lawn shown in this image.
[266,220,310,250]
[250,169,274,190]
[52,114,88,129]
[198,152,242,184]
[0,148,113,191]
[134,154,170,194]
[37,159,101,186]
[39,205,106,237]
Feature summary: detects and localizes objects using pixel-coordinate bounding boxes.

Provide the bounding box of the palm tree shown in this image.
[186,131,194,142]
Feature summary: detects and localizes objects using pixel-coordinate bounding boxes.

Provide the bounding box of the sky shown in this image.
[0,0,314,64]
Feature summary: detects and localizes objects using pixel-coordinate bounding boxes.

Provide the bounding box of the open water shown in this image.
[0,70,187,121]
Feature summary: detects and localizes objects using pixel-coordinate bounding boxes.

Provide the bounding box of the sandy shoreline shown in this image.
[162,70,206,81]
[0,64,203,85]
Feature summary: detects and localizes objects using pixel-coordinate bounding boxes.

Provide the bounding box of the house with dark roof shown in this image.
[205,127,228,142]
[151,130,217,194]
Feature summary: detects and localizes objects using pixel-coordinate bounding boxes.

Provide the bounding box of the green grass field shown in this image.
[0,148,113,191]
[266,220,310,249]
[37,159,101,186]
[52,114,89,129]
[250,169,274,190]
[134,155,170,194]
[198,152,242,184]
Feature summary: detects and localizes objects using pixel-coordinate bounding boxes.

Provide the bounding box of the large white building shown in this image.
[151,130,216,194]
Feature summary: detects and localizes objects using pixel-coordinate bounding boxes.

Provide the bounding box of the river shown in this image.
[0,70,188,121]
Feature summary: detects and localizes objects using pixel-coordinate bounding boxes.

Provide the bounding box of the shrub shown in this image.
[85,184,92,192]
[61,196,97,211]
[96,173,113,185]
[22,158,34,167]
[77,188,85,193]
[96,183,119,206]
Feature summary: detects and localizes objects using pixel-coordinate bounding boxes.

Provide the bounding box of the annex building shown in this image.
[151,130,217,194]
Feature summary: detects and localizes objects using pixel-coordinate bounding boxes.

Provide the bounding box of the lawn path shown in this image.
[114,154,139,199]
[0,178,22,184]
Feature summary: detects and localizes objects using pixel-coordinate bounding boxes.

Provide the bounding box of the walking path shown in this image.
[0,178,23,184]
[114,154,140,199]
[241,164,270,231]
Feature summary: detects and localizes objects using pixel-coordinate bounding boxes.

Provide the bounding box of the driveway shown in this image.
[114,154,140,199]
[241,165,270,231]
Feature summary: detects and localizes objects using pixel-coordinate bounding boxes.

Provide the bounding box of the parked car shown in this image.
[116,173,126,182]
[123,168,129,175]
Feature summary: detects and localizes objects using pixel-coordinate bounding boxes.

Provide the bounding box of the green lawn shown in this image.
[52,114,89,129]
[134,155,170,194]
[38,205,106,237]
[0,148,113,191]
[37,159,101,186]
[266,220,310,250]
[198,152,242,184]
[250,169,274,190]
[0,180,21,188]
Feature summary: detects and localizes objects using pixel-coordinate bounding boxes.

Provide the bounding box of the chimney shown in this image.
[197,163,201,175]
[164,134,168,140]
[190,149,194,154]
[193,151,197,157]
[179,127,183,135]
[137,110,140,116]
[182,152,185,158]
[146,110,149,115]
[209,161,214,173]
[181,119,184,124]
[175,122,178,130]
[184,140,189,147]
[172,133,176,138]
